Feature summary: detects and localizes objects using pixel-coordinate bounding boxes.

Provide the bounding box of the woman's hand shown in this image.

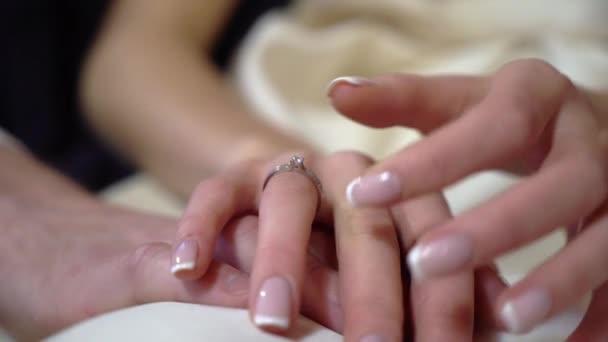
[173,151,488,341]
[329,58,608,338]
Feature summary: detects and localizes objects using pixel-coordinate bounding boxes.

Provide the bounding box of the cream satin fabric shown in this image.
[232,0,608,159]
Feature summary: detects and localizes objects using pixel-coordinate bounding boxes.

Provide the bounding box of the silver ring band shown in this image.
[262,156,323,210]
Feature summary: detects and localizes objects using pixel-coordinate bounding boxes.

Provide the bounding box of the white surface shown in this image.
[44,303,341,342]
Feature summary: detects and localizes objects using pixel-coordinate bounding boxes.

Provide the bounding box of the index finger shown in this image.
[328,73,487,133]
[342,60,572,208]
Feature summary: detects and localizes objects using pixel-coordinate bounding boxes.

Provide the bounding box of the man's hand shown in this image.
[0,146,341,341]
[0,197,250,340]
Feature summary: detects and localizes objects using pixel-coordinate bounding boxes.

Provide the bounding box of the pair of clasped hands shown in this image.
[168,59,608,341]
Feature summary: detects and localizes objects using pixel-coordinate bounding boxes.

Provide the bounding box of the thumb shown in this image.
[327,74,487,133]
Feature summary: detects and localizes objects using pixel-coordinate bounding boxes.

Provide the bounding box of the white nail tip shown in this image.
[406,245,425,280]
[326,76,375,95]
[501,302,524,333]
[170,262,195,274]
[254,315,289,330]
[345,177,361,207]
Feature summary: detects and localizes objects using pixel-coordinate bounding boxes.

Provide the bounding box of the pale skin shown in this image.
[81,0,304,196]
[0,0,490,340]
[81,0,493,341]
[0,145,344,341]
[332,59,608,340]
[175,151,492,341]
[0,144,497,341]
[80,0,608,340]
[5,0,604,340]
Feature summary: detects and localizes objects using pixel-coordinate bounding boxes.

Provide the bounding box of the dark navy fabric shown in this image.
[0,0,289,191]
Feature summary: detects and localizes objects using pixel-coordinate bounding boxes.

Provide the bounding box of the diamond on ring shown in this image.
[262,155,323,210]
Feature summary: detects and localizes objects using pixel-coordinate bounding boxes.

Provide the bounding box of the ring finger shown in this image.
[249,155,321,332]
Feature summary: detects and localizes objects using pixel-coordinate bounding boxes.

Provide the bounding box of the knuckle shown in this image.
[499,58,575,102]
[500,58,570,88]
[432,304,474,335]
[178,213,206,236]
[256,245,304,266]
[194,177,238,197]
[483,60,577,153]
[208,265,250,300]
[126,243,166,276]
[126,242,169,302]
[575,150,608,203]
[341,209,396,239]
[506,104,545,146]
[327,150,374,169]
[188,177,241,215]
[414,289,473,331]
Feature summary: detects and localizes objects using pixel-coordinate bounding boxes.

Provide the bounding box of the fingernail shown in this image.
[501,288,552,333]
[360,335,385,342]
[326,76,377,96]
[254,276,292,331]
[170,239,198,274]
[346,172,401,207]
[407,233,473,279]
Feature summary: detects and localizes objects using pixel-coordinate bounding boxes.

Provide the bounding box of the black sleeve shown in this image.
[0,0,290,191]
[211,0,290,70]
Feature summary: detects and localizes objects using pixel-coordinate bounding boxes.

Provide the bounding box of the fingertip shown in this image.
[253,276,293,333]
[326,77,389,128]
[345,177,361,207]
[406,233,474,279]
[406,244,426,280]
[170,239,209,280]
[170,262,196,275]
[326,76,377,97]
[498,288,552,334]
[344,171,402,208]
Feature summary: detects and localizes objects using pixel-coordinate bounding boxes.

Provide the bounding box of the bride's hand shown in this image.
[173,150,486,341]
[330,58,608,338]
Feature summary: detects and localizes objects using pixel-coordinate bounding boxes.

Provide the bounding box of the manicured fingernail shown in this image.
[346,172,402,207]
[407,233,473,279]
[326,76,377,96]
[254,276,292,331]
[501,288,552,333]
[359,335,385,342]
[170,239,198,274]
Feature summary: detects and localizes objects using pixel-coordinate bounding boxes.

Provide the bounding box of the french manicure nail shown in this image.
[254,276,292,331]
[170,239,198,274]
[501,288,552,333]
[326,76,377,96]
[407,233,473,279]
[359,335,385,342]
[346,172,401,207]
